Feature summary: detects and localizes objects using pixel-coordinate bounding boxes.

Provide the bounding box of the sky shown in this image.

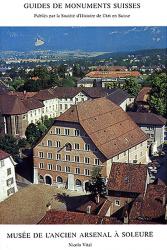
[0,27,166,52]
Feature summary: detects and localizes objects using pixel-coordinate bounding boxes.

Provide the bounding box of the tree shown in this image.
[123,77,141,96]
[87,166,107,196]
[148,72,167,116]
[25,123,41,144]
[0,135,19,157]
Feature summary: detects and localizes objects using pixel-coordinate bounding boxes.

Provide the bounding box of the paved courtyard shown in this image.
[0,184,87,224]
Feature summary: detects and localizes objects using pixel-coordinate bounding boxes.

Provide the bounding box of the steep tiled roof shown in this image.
[128,112,166,126]
[129,184,167,221]
[0,94,44,115]
[0,94,28,115]
[107,88,132,105]
[76,196,106,214]
[55,97,148,159]
[97,200,112,217]
[136,87,151,103]
[38,210,122,224]
[0,149,10,160]
[86,71,141,78]
[107,163,148,194]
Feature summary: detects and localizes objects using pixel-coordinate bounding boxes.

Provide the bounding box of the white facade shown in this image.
[0,156,18,202]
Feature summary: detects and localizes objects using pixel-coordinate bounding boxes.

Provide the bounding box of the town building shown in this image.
[0,149,17,202]
[0,87,134,137]
[85,71,141,88]
[33,97,148,191]
[135,87,152,111]
[128,112,166,152]
[129,181,167,224]
[76,162,149,220]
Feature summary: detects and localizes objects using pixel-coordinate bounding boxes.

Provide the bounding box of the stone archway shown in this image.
[45,175,52,185]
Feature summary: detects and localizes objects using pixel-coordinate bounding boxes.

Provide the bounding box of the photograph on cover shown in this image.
[0,26,167,225]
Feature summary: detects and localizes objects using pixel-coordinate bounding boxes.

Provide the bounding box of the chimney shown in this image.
[86,205,91,214]
[95,194,100,204]
[124,210,129,224]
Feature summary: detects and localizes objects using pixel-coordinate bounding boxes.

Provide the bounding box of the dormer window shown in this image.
[65,143,72,151]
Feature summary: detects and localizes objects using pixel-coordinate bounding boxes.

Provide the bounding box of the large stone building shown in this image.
[0,87,134,137]
[33,97,148,191]
[0,150,17,202]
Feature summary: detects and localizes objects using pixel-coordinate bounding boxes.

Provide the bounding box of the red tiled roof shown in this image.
[129,184,167,220]
[107,163,148,194]
[86,71,141,78]
[136,87,151,103]
[128,112,166,126]
[96,66,127,71]
[38,210,122,224]
[0,149,10,160]
[55,97,148,159]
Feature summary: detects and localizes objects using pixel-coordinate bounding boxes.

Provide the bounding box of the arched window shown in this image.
[57,176,63,183]
[65,143,72,151]
[76,179,82,186]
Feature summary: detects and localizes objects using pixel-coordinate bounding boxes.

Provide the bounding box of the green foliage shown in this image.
[25,116,54,145]
[61,77,76,87]
[149,72,167,116]
[123,77,141,96]
[88,166,107,196]
[25,123,41,144]
[0,135,19,157]
[10,78,25,90]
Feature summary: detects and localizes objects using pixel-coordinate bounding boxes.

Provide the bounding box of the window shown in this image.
[117,155,120,160]
[84,143,90,151]
[64,128,70,136]
[75,167,80,174]
[1,160,5,167]
[76,179,82,186]
[57,176,63,183]
[56,165,61,171]
[84,169,90,176]
[65,104,68,109]
[56,141,61,148]
[74,129,80,136]
[47,164,53,170]
[75,98,78,102]
[39,152,44,158]
[65,143,72,151]
[56,154,61,160]
[115,200,120,206]
[47,140,52,147]
[60,104,62,110]
[84,157,90,164]
[74,156,80,163]
[94,159,100,165]
[7,187,15,196]
[39,163,44,169]
[47,153,53,159]
[74,143,80,150]
[124,151,126,156]
[65,155,71,161]
[65,166,71,173]
[6,178,14,187]
[7,168,11,176]
[55,128,61,135]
